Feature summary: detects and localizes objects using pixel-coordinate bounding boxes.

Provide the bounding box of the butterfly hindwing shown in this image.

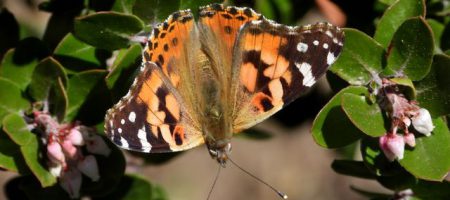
[231,19,344,132]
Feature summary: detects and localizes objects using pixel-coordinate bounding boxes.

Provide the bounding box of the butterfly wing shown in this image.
[104,10,204,153]
[230,19,345,132]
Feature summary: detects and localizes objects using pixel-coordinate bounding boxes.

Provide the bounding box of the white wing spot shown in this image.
[297,42,308,53]
[138,126,152,152]
[333,38,338,44]
[313,40,319,46]
[129,112,136,123]
[295,62,316,87]
[109,120,113,128]
[323,43,329,49]
[120,137,129,148]
[118,128,122,133]
[120,119,125,125]
[325,30,333,37]
[327,52,336,65]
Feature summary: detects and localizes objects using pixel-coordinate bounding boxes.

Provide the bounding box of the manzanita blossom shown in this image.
[411,108,434,136]
[379,133,405,161]
[377,79,434,162]
[32,112,111,198]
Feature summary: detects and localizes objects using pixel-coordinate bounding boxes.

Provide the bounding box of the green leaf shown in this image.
[94,175,168,200]
[48,78,68,122]
[331,160,377,179]
[374,0,425,48]
[2,114,34,146]
[427,19,445,54]
[386,17,434,81]
[0,49,37,90]
[399,118,450,181]
[350,185,392,199]
[330,29,385,85]
[0,135,28,173]
[22,133,57,187]
[311,86,366,148]
[74,12,144,50]
[105,44,142,100]
[441,22,450,52]
[414,54,450,117]
[179,0,222,10]
[133,0,180,23]
[66,70,108,122]
[341,93,387,137]
[112,0,136,14]
[28,57,68,101]
[0,78,29,122]
[54,33,109,73]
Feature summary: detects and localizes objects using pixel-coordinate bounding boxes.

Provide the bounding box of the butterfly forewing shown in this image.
[105,10,205,153]
[231,19,344,132]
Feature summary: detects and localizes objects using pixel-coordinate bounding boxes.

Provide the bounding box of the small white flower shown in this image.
[77,155,100,181]
[47,141,65,165]
[412,108,434,136]
[48,163,62,177]
[67,127,84,146]
[380,133,405,161]
[59,169,82,199]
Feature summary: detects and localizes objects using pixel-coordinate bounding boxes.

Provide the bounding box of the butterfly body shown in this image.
[104,4,344,166]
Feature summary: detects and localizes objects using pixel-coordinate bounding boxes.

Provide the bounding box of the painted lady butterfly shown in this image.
[105,4,344,166]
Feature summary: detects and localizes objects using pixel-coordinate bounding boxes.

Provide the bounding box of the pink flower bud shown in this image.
[402,117,411,127]
[403,133,416,147]
[59,169,82,199]
[379,133,405,161]
[61,140,78,159]
[412,108,434,136]
[47,141,65,165]
[77,155,100,181]
[67,127,84,146]
[86,135,111,156]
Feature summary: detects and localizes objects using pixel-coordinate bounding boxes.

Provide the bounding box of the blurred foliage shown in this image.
[0,0,449,199]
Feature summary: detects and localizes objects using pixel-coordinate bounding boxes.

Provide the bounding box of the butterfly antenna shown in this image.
[228,158,288,199]
[207,165,222,200]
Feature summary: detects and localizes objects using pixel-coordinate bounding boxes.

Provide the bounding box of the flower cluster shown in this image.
[377,79,434,161]
[32,112,111,198]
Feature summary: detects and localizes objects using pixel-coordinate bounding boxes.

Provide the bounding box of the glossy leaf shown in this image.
[330,29,385,85]
[48,78,68,122]
[0,49,37,90]
[0,136,28,173]
[112,0,136,14]
[414,54,450,117]
[427,19,444,54]
[374,0,425,48]
[331,160,377,179]
[2,114,34,146]
[54,33,109,73]
[386,17,434,81]
[132,0,180,23]
[312,86,366,148]
[341,93,387,137]
[23,136,57,187]
[66,70,108,122]
[74,12,144,50]
[28,57,68,101]
[441,22,450,51]
[399,118,450,181]
[390,77,416,100]
[0,78,29,122]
